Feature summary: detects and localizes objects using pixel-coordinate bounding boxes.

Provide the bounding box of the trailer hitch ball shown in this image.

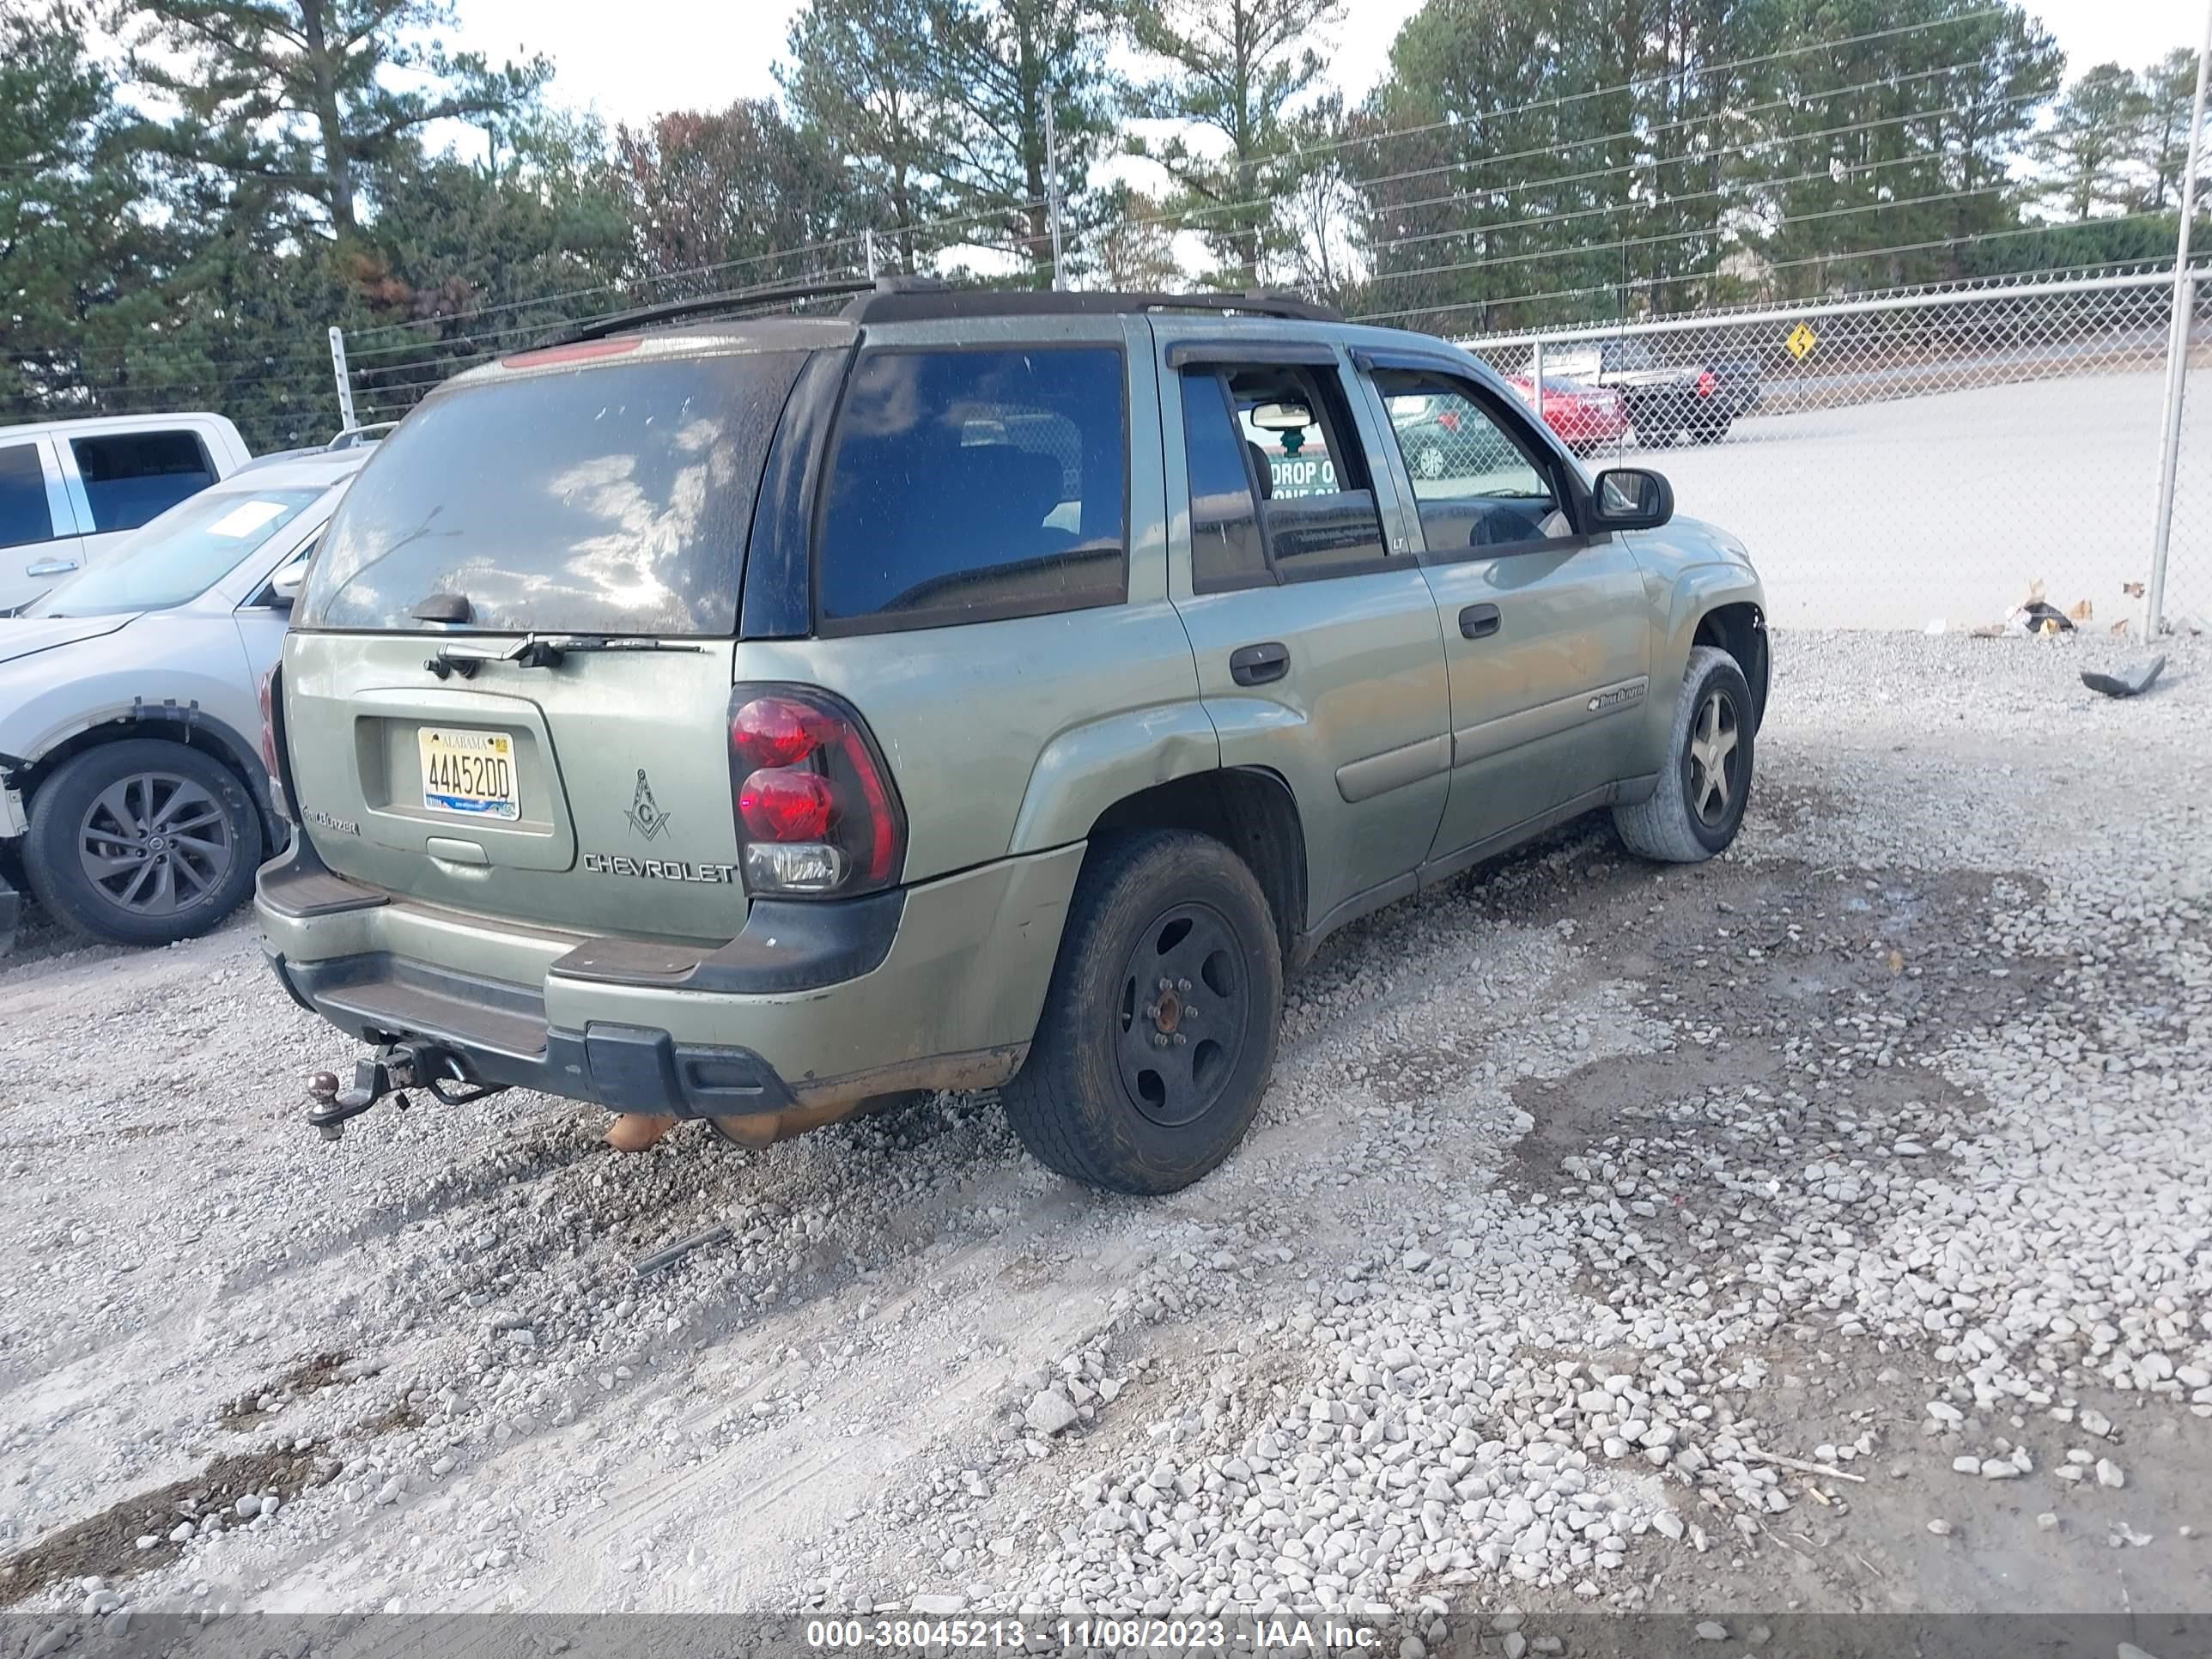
[306,1054,411,1140]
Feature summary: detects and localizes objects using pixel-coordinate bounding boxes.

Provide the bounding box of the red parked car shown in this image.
[1506,375,1630,456]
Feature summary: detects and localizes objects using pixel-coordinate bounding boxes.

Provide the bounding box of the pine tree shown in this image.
[781,0,956,274]
[118,0,550,236]
[927,0,1121,288]
[1124,0,1346,287]
[2033,63,2153,222]
[2136,49,2203,213]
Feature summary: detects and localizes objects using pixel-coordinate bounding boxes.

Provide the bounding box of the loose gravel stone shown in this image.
[4,632,2209,1624]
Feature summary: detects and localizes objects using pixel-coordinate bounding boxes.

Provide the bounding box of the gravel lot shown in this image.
[3,629,2209,1651]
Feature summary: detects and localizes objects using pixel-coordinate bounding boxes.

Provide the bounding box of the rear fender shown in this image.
[1006,702,1220,856]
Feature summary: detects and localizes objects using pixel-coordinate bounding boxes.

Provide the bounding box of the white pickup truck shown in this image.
[0,413,252,613]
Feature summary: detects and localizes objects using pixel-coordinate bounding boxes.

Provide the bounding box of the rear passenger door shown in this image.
[1353,353,1651,866]
[1158,325,1451,934]
[0,436,85,611]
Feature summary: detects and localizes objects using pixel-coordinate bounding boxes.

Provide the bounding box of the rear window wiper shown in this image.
[425,634,706,679]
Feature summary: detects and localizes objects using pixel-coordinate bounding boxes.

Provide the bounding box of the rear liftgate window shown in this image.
[814,346,1128,631]
[300,349,809,635]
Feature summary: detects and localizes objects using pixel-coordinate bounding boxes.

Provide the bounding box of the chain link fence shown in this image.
[1459,268,2212,632]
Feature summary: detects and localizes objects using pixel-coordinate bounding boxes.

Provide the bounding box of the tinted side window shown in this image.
[1376,371,1573,554]
[1227,364,1386,577]
[816,347,1127,629]
[0,444,54,550]
[70,431,216,532]
[1179,372,1268,591]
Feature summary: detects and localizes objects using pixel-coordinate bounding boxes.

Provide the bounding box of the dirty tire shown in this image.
[1613,645,1754,864]
[1004,830,1282,1196]
[23,739,262,946]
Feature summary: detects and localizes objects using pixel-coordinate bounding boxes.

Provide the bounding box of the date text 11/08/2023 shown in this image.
[805,1616,1388,1651]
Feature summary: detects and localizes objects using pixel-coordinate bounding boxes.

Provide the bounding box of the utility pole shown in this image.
[1044,100,1066,292]
[327,326,356,433]
[2147,0,2212,636]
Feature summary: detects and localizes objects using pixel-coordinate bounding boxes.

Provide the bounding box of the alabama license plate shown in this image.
[417,726,520,821]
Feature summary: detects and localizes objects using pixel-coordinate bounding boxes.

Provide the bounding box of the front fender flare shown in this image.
[1636,564,1766,766]
[15,699,275,830]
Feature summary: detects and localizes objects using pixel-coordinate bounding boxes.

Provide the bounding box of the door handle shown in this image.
[1229,641,1291,686]
[1460,603,1502,639]
[26,558,78,579]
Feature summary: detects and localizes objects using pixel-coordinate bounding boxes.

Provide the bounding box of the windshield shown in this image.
[30,486,324,617]
[301,350,808,635]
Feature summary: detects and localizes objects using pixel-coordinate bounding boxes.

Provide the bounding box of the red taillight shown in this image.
[1437,410,1461,431]
[732,696,831,769]
[739,767,835,842]
[727,687,904,897]
[1698,371,1717,398]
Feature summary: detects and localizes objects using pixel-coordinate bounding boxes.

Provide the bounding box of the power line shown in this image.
[334,72,2029,374]
[1346,69,2022,218]
[1366,148,1993,263]
[1133,55,2011,246]
[340,264,878,379]
[1352,211,2187,325]
[341,12,2021,349]
[343,261,875,365]
[1365,180,2014,293]
[1140,85,2049,263]
[1241,7,2011,174]
[339,195,1052,345]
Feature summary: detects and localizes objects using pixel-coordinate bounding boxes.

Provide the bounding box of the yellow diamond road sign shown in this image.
[1786,322,1818,361]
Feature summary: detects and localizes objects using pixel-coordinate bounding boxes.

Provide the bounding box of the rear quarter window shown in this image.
[301,349,807,635]
[70,431,216,532]
[814,346,1127,632]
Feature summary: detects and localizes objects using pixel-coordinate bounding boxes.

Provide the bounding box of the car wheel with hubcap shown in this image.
[1004,829,1282,1195]
[23,738,263,945]
[1612,645,1754,863]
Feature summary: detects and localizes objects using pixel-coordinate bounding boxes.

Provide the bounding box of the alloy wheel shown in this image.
[76,771,234,918]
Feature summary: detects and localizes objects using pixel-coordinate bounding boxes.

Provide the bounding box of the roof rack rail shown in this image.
[841,285,1343,325]
[544,276,878,346]
[536,276,1343,348]
[324,422,396,450]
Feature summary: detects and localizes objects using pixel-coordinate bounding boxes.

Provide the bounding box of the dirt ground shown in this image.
[2,629,2209,1656]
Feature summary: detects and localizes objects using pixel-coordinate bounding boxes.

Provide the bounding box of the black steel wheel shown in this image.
[1111,901,1255,1131]
[1005,830,1282,1195]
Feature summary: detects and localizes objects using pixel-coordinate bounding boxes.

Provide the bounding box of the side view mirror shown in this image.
[268,562,307,606]
[1591,467,1674,531]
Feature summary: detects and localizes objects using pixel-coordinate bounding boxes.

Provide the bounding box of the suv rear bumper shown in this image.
[257,836,1084,1121]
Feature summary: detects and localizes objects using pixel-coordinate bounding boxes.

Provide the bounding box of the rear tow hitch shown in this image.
[306,1044,505,1140]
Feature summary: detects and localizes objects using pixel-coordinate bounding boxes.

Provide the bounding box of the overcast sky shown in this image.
[442,0,2203,137]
